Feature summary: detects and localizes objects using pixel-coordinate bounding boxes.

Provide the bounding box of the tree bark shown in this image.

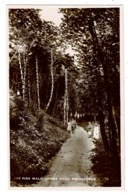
[96,79,110,151]
[35,56,40,111]
[64,68,68,126]
[18,52,25,101]
[65,69,69,125]
[64,93,66,126]
[46,48,54,111]
[98,110,110,151]
[112,106,120,145]
[52,82,59,117]
[23,53,27,101]
[28,68,31,107]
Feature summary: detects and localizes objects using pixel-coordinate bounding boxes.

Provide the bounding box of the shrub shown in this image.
[10,91,69,185]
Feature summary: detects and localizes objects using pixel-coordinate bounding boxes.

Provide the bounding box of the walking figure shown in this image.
[67,118,77,135]
[93,123,100,140]
[71,118,77,134]
[67,121,72,134]
[88,122,93,136]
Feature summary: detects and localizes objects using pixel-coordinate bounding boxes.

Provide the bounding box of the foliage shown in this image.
[10,90,27,129]
[60,8,120,115]
[90,140,121,186]
[9,8,77,120]
[10,90,69,185]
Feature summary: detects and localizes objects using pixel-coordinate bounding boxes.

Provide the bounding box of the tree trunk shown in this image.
[28,68,31,107]
[96,80,110,151]
[64,68,68,125]
[108,121,112,147]
[92,106,97,123]
[98,110,110,151]
[18,52,25,101]
[112,106,120,145]
[64,68,68,126]
[88,14,119,158]
[65,69,69,124]
[64,93,66,126]
[23,53,27,101]
[52,82,59,117]
[46,48,54,111]
[35,56,40,111]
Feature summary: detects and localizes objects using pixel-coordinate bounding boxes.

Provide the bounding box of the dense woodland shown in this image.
[9,8,121,186]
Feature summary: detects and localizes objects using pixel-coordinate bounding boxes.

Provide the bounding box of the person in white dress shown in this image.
[88,122,92,136]
[93,123,100,140]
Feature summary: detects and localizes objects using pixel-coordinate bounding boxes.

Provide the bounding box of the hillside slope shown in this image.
[10,106,69,186]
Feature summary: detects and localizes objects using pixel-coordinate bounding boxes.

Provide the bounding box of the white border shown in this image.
[0,0,128,194]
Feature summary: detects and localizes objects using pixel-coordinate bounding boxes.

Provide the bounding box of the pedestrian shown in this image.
[71,118,77,134]
[93,123,100,140]
[67,121,72,135]
[88,122,92,136]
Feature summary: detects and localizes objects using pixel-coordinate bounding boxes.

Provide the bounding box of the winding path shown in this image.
[33,126,97,187]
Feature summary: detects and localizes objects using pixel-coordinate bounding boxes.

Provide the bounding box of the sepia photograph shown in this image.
[8,5,123,188]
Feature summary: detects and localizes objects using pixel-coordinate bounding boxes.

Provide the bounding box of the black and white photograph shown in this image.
[8,5,123,188]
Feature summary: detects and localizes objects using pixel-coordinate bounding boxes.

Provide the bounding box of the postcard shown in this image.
[8,4,124,190]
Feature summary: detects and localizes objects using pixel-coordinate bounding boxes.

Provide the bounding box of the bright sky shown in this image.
[40,7,63,27]
[40,7,77,59]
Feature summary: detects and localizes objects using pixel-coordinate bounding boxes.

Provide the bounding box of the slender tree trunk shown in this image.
[112,105,120,153]
[108,120,112,147]
[23,53,27,101]
[64,68,68,126]
[28,69,31,107]
[65,69,69,124]
[52,82,59,116]
[93,113,96,123]
[35,56,40,111]
[116,114,120,149]
[46,48,54,111]
[18,52,25,101]
[112,106,120,143]
[64,93,66,126]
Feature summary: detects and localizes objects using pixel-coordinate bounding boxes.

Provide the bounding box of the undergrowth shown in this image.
[10,91,69,186]
[90,139,121,187]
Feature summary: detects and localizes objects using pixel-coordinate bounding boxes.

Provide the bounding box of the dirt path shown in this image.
[33,126,98,187]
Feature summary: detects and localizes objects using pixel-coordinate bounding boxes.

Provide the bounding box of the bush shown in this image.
[90,140,121,186]
[10,91,69,185]
[10,90,27,129]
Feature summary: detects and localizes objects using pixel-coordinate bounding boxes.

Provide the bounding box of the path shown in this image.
[33,126,98,187]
